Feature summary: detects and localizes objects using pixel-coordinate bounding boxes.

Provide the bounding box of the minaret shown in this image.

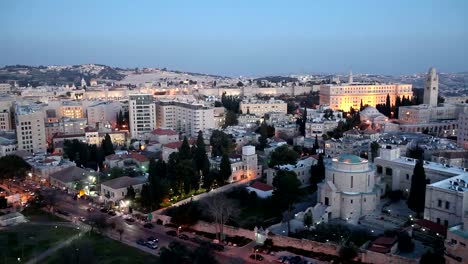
[348,71,353,83]
[423,67,438,107]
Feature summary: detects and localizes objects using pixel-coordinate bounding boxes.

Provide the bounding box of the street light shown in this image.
[255,249,259,261]
[178,226,182,237]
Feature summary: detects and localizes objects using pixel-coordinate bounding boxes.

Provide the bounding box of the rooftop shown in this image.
[336,154,365,164]
[101,176,145,190]
[151,128,178,136]
[248,181,274,192]
[49,166,92,183]
[105,152,148,163]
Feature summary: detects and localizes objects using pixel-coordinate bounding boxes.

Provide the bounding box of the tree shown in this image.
[160,242,191,264]
[272,170,301,235]
[370,141,380,162]
[0,155,31,182]
[168,201,201,227]
[42,189,59,212]
[210,130,234,157]
[176,159,198,194]
[89,214,108,232]
[101,134,115,156]
[178,136,192,160]
[420,250,444,264]
[397,231,415,253]
[223,110,238,128]
[125,185,136,201]
[407,159,427,217]
[203,194,240,241]
[312,135,319,154]
[339,242,358,260]
[193,131,210,177]
[192,245,218,264]
[407,145,424,160]
[117,226,125,241]
[304,211,313,227]
[269,145,299,167]
[257,122,272,150]
[219,154,232,183]
[140,184,152,208]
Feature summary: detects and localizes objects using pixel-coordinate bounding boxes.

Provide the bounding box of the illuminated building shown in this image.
[319,75,412,111]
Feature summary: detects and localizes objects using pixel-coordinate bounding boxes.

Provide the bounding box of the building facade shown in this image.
[317,154,380,223]
[210,145,259,183]
[129,94,157,139]
[458,115,468,150]
[239,98,287,117]
[15,105,47,153]
[156,100,215,137]
[320,83,412,111]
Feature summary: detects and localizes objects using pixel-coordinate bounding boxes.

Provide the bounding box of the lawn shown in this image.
[40,232,159,264]
[21,206,66,222]
[0,223,79,263]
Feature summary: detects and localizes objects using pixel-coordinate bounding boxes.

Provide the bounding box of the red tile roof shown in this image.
[415,219,447,236]
[151,128,178,136]
[163,139,195,149]
[373,236,397,246]
[249,181,274,192]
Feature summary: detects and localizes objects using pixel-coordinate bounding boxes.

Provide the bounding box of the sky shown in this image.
[1,0,467,76]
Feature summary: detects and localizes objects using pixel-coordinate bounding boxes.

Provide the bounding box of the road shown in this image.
[34,186,255,263]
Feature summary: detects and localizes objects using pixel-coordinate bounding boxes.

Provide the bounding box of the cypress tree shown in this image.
[178,136,192,160]
[407,159,427,217]
[219,154,232,183]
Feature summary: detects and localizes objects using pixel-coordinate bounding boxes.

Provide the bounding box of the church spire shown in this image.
[348,70,353,83]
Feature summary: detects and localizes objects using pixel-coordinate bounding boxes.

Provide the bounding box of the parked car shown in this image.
[125,218,135,223]
[210,243,224,252]
[277,256,289,263]
[190,237,204,244]
[166,230,177,237]
[143,223,154,229]
[178,234,189,240]
[289,256,302,264]
[136,239,146,246]
[146,241,158,249]
[249,254,264,261]
[147,237,159,243]
[100,208,109,213]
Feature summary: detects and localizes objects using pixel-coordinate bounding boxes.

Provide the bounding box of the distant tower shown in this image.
[423,67,438,106]
[348,71,353,83]
[81,77,87,88]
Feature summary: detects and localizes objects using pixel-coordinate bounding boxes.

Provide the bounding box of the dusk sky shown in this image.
[1,0,467,76]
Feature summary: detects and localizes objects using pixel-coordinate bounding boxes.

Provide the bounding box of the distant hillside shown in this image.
[0,64,125,87]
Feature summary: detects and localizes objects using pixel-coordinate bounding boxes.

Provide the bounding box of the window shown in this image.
[436,218,440,224]
[350,199,353,204]
[377,166,383,174]
[444,220,449,227]
[351,176,353,188]
[445,201,450,209]
[406,174,409,180]
[324,197,329,206]
[438,200,442,207]
[385,168,393,176]
[367,175,370,186]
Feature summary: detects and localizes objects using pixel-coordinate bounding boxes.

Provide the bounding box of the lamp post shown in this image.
[255,249,258,261]
[178,226,182,237]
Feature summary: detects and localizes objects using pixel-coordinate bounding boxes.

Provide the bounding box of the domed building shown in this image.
[359,106,388,131]
[316,154,382,223]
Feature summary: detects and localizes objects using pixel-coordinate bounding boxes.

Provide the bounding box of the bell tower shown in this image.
[423,67,438,107]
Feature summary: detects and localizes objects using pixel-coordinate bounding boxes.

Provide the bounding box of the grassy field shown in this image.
[21,206,66,222]
[0,223,79,263]
[40,233,159,264]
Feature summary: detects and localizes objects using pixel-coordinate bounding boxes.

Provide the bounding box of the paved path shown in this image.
[24,222,90,264]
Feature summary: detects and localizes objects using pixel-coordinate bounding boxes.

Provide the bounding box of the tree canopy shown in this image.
[0,155,31,181]
[269,145,299,167]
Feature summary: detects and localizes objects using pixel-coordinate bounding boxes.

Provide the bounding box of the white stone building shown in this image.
[129,94,157,139]
[210,145,260,183]
[445,213,468,264]
[156,99,215,137]
[145,128,179,145]
[457,114,468,150]
[239,98,287,117]
[316,154,380,223]
[265,157,316,187]
[86,101,122,126]
[15,104,47,153]
[100,176,146,205]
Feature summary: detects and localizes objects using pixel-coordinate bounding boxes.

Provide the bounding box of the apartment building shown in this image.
[0,83,12,94]
[265,156,317,187]
[129,94,156,139]
[457,115,468,150]
[156,100,215,137]
[239,98,287,117]
[15,104,47,153]
[87,101,122,126]
[210,145,260,183]
[59,101,84,119]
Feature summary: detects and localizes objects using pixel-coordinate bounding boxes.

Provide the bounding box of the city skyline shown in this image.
[1,0,468,76]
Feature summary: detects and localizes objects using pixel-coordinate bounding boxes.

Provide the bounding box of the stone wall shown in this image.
[360,250,418,264]
[269,233,339,255]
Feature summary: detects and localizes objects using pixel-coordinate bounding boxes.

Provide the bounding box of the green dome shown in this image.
[337,154,364,164]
